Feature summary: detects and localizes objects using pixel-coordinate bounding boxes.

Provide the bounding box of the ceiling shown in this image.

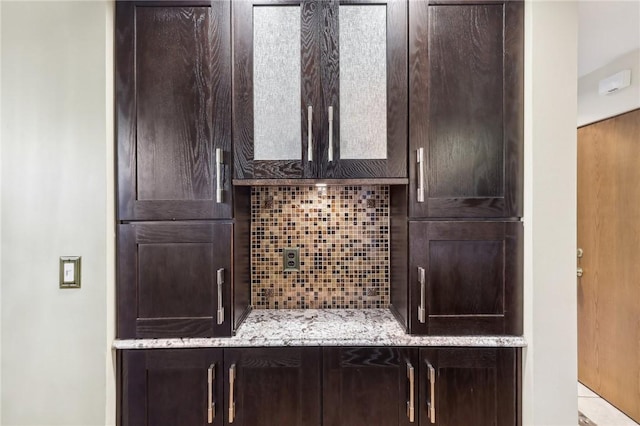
[578,0,640,77]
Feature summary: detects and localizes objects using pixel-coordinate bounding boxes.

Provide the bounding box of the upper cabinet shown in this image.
[409,0,524,218]
[233,0,407,180]
[116,1,232,220]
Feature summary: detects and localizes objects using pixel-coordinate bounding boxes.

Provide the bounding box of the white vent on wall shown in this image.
[598,69,632,95]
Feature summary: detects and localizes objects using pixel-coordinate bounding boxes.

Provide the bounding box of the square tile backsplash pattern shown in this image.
[251,186,390,309]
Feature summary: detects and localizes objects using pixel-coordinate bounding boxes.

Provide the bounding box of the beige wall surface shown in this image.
[1,2,108,425]
[523,1,578,425]
[578,48,640,127]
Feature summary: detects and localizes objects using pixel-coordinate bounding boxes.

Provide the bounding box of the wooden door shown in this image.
[322,347,417,426]
[409,221,523,335]
[577,109,640,422]
[233,0,320,180]
[317,0,407,179]
[116,1,232,220]
[223,347,321,426]
[409,0,523,218]
[419,348,518,426]
[117,222,232,338]
[121,349,224,426]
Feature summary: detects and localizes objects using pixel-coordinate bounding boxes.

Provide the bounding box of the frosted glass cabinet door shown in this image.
[233,1,320,179]
[319,0,407,179]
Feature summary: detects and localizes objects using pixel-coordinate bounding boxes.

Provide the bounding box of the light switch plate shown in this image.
[283,247,300,272]
[60,256,81,289]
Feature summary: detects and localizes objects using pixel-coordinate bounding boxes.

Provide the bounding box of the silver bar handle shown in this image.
[417,148,425,203]
[207,363,216,423]
[216,148,223,203]
[229,364,236,423]
[328,106,334,162]
[308,106,313,162]
[217,268,224,325]
[406,361,415,422]
[417,267,426,323]
[427,361,436,423]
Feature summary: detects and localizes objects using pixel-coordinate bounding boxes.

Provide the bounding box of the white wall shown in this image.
[1,2,108,425]
[578,48,640,127]
[523,1,578,425]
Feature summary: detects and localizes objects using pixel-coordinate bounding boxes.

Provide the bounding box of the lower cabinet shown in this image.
[119,347,519,426]
[419,348,518,426]
[223,348,322,426]
[323,347,416,426]
[121,349,224,426]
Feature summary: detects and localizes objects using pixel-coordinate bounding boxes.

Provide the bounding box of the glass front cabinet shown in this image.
[233,0,407,180]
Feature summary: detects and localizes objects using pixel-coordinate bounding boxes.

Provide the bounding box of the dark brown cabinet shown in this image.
[224,347,322,426]
[121,349,224,426]
[323,347,417,426]
[116,1,232,220]
[408,221,523,336]
[419,348,519,426]
[408,0,524,218]
[233,0,407,180]
[118,222,233,339]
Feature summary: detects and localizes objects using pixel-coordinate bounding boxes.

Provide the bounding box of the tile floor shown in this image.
[578,382,639,426]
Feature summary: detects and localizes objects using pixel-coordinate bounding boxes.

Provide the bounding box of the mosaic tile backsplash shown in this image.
[251,186,390,309]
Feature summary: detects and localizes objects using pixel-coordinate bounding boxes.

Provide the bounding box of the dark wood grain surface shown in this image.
[117,222,233,338]
[224,347,321,426]
[233,0,320,179]
[409,0,523,218]
[323,347,416,426]
[116,1,232,220]
[232,186,252,331]
[419,348,517,426]
[390,185,409,330]
[409,221,522,335]
[122,349,224,426]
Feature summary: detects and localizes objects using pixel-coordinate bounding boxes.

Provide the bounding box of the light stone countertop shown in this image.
[113,309,527,350]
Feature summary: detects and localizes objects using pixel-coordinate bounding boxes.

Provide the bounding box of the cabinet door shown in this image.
[409,221,522,335]
[419,348,518,426]
[121,349,224,426]
[233,0,320,179]
[323,347,417,426]
[318,0,407,179]
[409,0,523,218]
[116,1,232,220]
[118,222,232,338]
[223,348,321,426]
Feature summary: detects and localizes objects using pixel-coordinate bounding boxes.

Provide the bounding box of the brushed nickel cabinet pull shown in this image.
[417,148,425,203]
[427,361,436,423]
[406,361,415,422]
[229,364,236,423]
[216,148,223,203]
[328,106,334,162]
[217,268,224,325]
[207,363,216,423]
[417,267,426,323]
[308,105,313,162]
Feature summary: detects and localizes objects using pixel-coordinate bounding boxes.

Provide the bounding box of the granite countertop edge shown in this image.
[113,309,527,350]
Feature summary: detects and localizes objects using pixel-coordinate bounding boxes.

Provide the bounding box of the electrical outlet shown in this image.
[283,247,300,272]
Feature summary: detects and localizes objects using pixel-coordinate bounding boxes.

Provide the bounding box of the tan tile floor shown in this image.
[578,382,639,426]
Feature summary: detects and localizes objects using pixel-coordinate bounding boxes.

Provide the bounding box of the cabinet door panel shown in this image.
[319,0,407,179]
[409,221,522,335]
[122,349,224,426]
[409,0,523,217]
[323,347,416,426]
[419,348,518,426]
[233,0,320,179]
[118,222,232,338]
[116,1,232,220]
[224,348,321,426]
